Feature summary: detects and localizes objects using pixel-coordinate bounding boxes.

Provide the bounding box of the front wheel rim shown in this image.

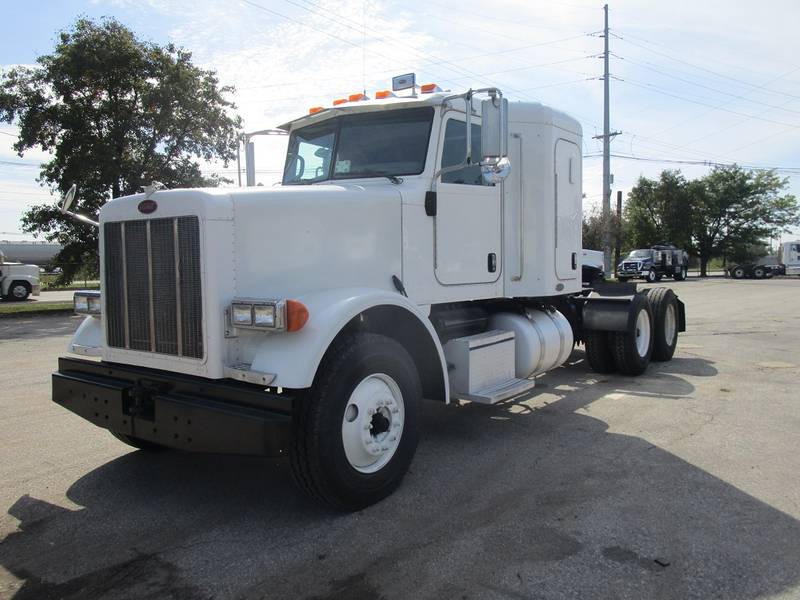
[635,309,652,357]
[11,285,27,299]
[341,373,405,474]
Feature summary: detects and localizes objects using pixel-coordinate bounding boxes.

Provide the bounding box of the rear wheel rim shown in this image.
[664,303,676,346]
[341,373,405,474]
[635,309,651,357]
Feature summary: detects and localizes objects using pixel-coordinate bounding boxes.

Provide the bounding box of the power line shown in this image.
[613,32,800,103]
[619,78,800,130]
[584,152,800,174]
[0,160,40,168]
[621,57,800,116]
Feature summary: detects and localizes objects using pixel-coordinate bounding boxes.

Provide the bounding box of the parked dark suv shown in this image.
[617,243,689,282]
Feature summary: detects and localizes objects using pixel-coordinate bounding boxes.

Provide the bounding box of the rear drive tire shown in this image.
[673,267,687,281]
[110,431,166,452]
[644,287,679,361]
[610,294,654,375]
[584,330,616,374]
[290,332,421,511]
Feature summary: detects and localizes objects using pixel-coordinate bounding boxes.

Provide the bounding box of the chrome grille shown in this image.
[104,216,203,358]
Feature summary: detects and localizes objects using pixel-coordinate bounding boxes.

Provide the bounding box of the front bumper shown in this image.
[52,357,293,456]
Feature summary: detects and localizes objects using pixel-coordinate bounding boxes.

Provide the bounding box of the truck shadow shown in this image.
[2,351,798,600]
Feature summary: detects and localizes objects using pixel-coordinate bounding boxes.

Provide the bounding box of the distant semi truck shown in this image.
[730,241,800,279]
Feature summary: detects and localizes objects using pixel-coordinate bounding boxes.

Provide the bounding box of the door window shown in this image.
[441,119,484,185]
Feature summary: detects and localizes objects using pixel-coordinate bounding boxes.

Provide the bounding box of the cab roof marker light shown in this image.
[420,83,441,94]
[308,106,324,114]
[332,98,347,106]
[348,93,369,102]
[375,90,395,99]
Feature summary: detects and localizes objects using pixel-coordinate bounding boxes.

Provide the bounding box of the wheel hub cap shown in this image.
[341,374,404,473]
[664,304,676,346]
[635,309,652,357]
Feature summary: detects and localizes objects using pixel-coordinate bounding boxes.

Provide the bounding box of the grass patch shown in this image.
[0,301,74,318]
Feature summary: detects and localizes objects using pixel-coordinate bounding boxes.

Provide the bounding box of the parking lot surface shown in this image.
[1,277,799,599]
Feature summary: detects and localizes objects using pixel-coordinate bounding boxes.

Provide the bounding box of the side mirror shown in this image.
[57,183,98,228]
[480,96,510,184]
[59,184,77,213]
[480,96,507,161]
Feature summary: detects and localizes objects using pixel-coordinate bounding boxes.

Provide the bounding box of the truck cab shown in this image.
[0,251,41,301]
[779,241,800,276]
[53,78,685,509]
[617,243,688,283]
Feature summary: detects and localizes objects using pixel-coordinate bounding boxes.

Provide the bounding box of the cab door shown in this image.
[434,117,502,285]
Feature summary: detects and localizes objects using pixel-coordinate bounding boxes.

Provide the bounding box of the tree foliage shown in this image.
[0,17,242,282]
[624,170,693,252]
[623,166,798,276]
[691,166,798,274]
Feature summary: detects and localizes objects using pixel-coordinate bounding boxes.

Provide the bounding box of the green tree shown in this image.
[582,205,627,253]
[624,170,693,252]
[0,18,242,282]
[691,165,798,276]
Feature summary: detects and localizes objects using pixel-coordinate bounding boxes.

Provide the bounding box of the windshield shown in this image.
[282,107,434,185]
[627,249,652,259]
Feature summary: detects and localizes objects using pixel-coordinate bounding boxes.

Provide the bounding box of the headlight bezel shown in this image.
[229,299,286,331]
[74,291,102,316]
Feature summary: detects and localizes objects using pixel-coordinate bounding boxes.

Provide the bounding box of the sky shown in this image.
[1,0,799,242]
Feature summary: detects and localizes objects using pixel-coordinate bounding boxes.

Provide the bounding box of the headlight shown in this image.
[253,304,276,327]
[74,291,101,315]
[231,303,254,326]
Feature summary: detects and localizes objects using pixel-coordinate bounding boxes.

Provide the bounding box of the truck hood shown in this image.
[100,182,405,298]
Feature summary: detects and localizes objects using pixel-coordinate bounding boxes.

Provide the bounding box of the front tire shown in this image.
[646,269,658,283]
[290,332,421,511]
[5,281,31,301]
[731,266,745,279]
[753,266,766,279]
[610,294,654,375]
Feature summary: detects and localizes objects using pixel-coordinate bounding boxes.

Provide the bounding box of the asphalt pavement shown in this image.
[1,277,799,599]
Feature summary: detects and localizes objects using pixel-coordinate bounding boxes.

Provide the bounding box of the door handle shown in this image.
[488,253,497,273]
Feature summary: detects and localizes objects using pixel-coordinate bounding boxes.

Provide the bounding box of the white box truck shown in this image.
[53,77,685,510]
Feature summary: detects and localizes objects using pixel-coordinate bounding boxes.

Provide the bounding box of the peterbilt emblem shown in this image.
[138,199,158,214]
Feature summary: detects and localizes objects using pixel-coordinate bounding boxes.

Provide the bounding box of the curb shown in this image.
[0,307,75,320]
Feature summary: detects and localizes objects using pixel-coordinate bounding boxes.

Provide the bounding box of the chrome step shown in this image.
[453,377,536,405]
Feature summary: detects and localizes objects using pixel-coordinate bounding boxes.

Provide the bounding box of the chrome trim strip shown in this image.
[146,220,156,352]
[121,222,130,349]
[173,218,183,357]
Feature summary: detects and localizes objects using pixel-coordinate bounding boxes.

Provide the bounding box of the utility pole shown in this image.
[593,4,621,273]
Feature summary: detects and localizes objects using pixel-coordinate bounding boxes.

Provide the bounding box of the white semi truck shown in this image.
[53,76,685,510]
[0,250,41,301]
